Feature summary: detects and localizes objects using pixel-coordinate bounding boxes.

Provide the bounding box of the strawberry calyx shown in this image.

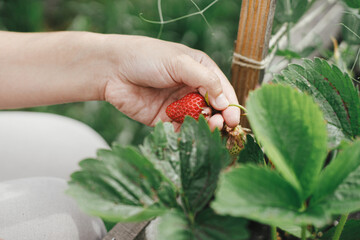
[222,125,251,164]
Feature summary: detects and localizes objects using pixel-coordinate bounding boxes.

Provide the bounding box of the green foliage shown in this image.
[158,209,249,240]
[238,135,264,165]
[140,121,181,187]
[321,219,360,240]
[312,141,360,206]
[68,64,360,238]
[246,84,328,199]
[67,145,177,222]
[0,0,44,32]
[3,1,359,238]
[68,116,248,239]
[158,210,193,240]
[211,164,321,226]
[343,0,360,9]
[315,142,360,215]
[276,46,317,60]
[274,0,310,24]
[273,58,360,148]
[212,85,360,230]
[50,0,241,74]
[179,117,229,213]
[277,224,312,238]
[276,49,302,60]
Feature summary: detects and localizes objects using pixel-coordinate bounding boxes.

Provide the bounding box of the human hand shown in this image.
[101,35,240,131]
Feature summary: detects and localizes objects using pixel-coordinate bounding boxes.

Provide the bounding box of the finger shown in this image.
[222,107,240,128]
[208,113,224,131]
[195,53,241,126]
[170,55,229,110]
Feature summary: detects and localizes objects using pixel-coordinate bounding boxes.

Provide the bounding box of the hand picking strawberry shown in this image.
[0,32,240,131]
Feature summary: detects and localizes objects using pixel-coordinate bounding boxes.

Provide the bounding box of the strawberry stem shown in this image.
[229,104,248,113]
[205,92,210,106]
[332,213,349,240]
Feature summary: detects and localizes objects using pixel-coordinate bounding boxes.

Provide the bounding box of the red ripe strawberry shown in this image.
[166,92,209,123]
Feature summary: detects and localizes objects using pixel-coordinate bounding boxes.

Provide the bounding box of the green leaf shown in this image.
[276,49,302,60]
[158,210,193,240]
[312,140,360,205]
[158,209,249,240]
[67,184,167,222]
[246,84,328,199]
[276,46,316,60]
[238,135,264,165]
[315,140,360,214]
[140,122,181,188]
[193,209,249,240]
[299,46,317,58]
[212,165,329,227]
[273,58,360,147]
[67,145,178,222]
[179,116,230,213]
[277,224,312,238]
[321,219,360,240]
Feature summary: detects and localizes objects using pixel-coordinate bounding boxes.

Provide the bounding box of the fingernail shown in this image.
[198,87,206,96]
[215,94,229,109]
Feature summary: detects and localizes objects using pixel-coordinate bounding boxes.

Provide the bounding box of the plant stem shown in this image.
[286,22,292,64]
[271,226,277,240]
[229,104,248,113]
[139,0,218,25]
[301,225,307,240]
[332,213,349,240]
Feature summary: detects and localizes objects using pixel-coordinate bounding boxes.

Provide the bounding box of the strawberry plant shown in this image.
[67,116,250,239]
[68,57,360,239]
[3,0,357,239]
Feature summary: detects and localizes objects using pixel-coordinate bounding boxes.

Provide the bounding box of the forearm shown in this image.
[0,31,110,109]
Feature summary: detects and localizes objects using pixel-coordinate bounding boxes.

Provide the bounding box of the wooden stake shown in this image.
[231,0,276,127]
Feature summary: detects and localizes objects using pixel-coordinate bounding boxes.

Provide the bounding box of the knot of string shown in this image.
[232,23,288,70]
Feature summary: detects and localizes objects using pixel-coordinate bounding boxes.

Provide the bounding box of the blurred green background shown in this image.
[0,0,358,145]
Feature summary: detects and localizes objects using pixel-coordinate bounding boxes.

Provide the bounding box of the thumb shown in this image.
[170,55,229,110]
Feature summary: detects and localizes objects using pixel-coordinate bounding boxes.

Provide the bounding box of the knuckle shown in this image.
[206,72,220,88]
[175,54,192,65]
[172,54,191,72]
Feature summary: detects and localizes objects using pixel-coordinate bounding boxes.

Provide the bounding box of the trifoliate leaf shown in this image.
[246,84,328,200]
[273,58,360,147]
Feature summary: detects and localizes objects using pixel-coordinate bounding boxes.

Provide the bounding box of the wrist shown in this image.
[67,31,112,102]
[99,34,149,100]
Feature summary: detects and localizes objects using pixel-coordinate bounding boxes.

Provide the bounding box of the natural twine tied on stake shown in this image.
[232,23,287,70]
